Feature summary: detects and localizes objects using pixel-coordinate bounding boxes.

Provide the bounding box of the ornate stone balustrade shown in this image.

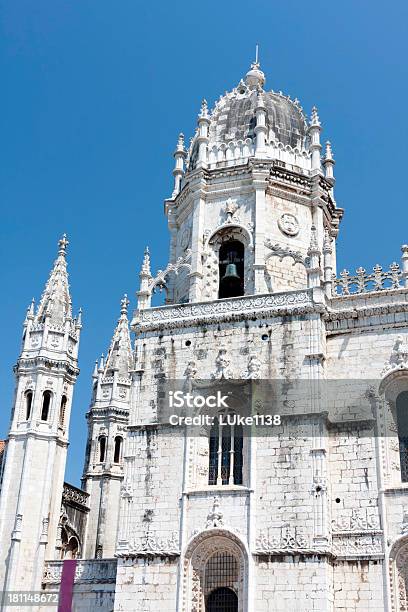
[42,559,117,584]
[62,482,89,509]
[131,289,315,332]
[333,262,404,296]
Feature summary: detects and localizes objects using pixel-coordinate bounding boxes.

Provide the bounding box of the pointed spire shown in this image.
[104,295,133,377]
[76,307,83,327]
[36,234,72,324]
[172,133,187,197]
[98,353,105,372]
[92,359,99,380]
[308,107,322,172]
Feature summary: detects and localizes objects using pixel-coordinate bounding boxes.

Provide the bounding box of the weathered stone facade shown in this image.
[2,59,408,611]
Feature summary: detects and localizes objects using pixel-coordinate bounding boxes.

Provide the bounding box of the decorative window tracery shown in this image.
[208,415,243,486]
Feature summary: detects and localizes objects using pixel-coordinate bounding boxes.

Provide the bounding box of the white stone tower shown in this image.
[81,295,132,559]
[0,235,81,599]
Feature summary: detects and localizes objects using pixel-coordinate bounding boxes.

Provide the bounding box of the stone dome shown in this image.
[209,86,308,150]
[187,66,309,171]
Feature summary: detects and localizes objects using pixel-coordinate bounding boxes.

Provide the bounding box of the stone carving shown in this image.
[133,290,313,332]
[332,534,383,557]
[120,477,133,499]
[62,483,89,507]
[206,497,224,529]
[129,531,179,556]
[224,197,238,222]
[242,353,262,379]
[256,528,309,553]
[211,348,233,379]
[278,213,299,237]
[334,262,402,296]
[382,335,408,376]
[149,250,192,294]
[43,559,117,584]
[264,239,308,266]
[332,508,380,533]
[402,508,408,535]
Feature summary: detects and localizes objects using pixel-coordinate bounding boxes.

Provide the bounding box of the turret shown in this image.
[0,235,81,598]
[82,295,132,558]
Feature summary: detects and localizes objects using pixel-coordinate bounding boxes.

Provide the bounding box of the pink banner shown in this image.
[58,559,77,612]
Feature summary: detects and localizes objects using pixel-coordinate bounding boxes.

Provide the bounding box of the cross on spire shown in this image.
[58,233,69,256]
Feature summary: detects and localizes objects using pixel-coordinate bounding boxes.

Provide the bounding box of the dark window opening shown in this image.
[99,436,107,463]
[208,419,243,485]
[41,391,52,421]
[114,436,123,464]
[397,391,408,482]
[218,240,244,299]
[25,391,33,420]
[206,587,238,612]
[59,395,67,427]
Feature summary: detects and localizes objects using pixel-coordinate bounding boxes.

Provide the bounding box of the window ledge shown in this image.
[183,485,253,497]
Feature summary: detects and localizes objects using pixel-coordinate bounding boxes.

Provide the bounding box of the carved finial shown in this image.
[121,294,130,316]
[200,98,209,119]
[323,228,332,252]
[141,246,151,276]
[310,106,321,127]
[92,359,98,379]
[28,298,35,317]
[177,132,185,149]
[99,353,105,372]
[58,233,69,256]
[325,141,333,160]
[77,307,82,326]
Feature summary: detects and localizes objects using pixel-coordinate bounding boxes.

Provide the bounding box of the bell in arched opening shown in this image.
[218,240,244,299]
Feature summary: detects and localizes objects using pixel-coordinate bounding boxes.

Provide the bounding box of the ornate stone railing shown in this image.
[42,559,117,584]
[131,289,314,332]
[333,262,405,296]
[62,483,89,509]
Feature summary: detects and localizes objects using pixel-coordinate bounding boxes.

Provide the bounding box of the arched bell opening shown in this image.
[218,240,244,299]
[397,391,408,482]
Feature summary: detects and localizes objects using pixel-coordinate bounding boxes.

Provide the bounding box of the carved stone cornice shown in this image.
[131,290,316,332]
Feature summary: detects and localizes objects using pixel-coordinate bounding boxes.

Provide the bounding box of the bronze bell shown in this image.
[222,263,240,281]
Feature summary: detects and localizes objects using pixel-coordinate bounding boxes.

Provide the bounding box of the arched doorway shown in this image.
[207,587,238,612]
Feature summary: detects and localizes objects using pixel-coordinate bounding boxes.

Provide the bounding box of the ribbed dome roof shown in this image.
[209,88,308,150]
[187,63,309,171]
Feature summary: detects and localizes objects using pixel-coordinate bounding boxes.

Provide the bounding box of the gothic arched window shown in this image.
[218,240,245,299]
[113,436,123,464]
[397,391,408,482]
[98,436,107,463]
[41,391,52,421]
[208,417,243,486]
[25,391,33,420]
[59,395,67,427]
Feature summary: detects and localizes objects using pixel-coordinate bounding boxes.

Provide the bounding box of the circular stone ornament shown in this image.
[180,227,191,250]
[278,213,299,237]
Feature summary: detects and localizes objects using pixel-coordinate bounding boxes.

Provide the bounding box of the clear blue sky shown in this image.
[1,0,407,485]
